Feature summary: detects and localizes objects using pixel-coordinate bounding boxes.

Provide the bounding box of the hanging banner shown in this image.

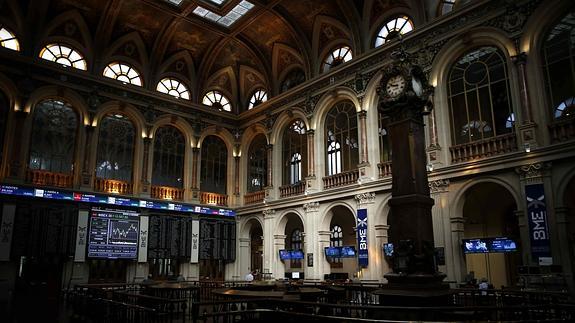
[190,220,200,263]
[356,209,368,267]
[74,210,89,262]
[525,184,551,259]
[0,204,16,261]
[138,216,149,263]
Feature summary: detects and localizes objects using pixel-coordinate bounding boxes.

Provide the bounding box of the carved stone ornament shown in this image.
[303,202,319,213]
[263,209,275,219]
[429,179,450,193]
[355,192,375,206]
[515,162,551,181]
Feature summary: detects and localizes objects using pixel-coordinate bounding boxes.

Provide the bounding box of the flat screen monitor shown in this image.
[324,247,340,258]
[88,208,139,259]
[290,250,304,259]
[291,272,300,279]
[383,243,394,257]
[462,238,489,254]
[340,246,356,257]
[489,237,517,252]
[279,249,291,260]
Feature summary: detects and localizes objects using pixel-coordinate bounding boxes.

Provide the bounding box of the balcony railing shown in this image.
[377,161,392,178]
[150,185,184,200]
[200,191,228,206]
[94,178,132,195]
[549,117,575,143]
[26,169,73,188]
[322,169,359,189]
[450,133,517,163]
[279,182,306,198]
[244,190,265,205]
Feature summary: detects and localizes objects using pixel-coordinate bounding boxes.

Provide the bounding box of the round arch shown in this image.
[269,108,309,146]
[320,201,357,233]
[275,210,306,236]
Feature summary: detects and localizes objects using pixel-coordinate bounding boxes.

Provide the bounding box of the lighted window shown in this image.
[248,134,267,192]
[327,141,342,176]
[103,62,142,86]
[325,100,358,176]
[375,16,414,47]
[283,119,307,186]
[164,0,183,6]
[39,43,87,70]
[323,46,352,72]
[193,1,254,27]
[248,89,268,109]
[554,98,575,118]
[202,90,231,112]
[439,0,457,15]
[290,229,303,268]
[156,78,190,100]
[0,27,20,51]
[330,225,343,264]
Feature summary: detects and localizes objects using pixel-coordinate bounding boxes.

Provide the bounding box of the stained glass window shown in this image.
[200,136,228,195]
[283,120,307,185]
[95,114,135,182]
[152,126,185,188]
[325,101,358,175]
[248,134,267,192]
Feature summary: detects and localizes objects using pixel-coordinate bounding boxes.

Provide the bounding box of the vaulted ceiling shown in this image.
[0,0,438,111]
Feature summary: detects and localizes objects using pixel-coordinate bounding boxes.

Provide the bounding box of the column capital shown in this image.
[511,52,528,65]
[515,162,551,183]
[263,208,275,219]
[303,201,320,213]
[358,110,367,118]
[355,192,375,206]
[429,179,449,193]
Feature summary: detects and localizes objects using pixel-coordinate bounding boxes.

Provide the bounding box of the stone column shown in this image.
[303,202,320,280]
[358,110,369,165]
[318,230,332,281]
[191,147,200,201]
[239,237,251,279]
[450,214,466,283]
[140,137,152,196]
[306,130,315,177]
[80,124,96,189]
[511,53,538,149]
[273,234,286,279]
[262,209,276,278]
[375,224,390,282]
[266,144,273,188]
[429,180,451,279]
[234,155,240,196]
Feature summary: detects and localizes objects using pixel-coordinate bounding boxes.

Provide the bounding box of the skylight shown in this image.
[164,0,183,6]
[193,1,254,27]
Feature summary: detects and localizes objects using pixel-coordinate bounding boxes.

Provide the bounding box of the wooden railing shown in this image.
[200,191,228,206]
[94,178,132,195]
[377,161,392,178]
[450,133,517,163]
[26,169,73,188]
[150,185,184,200]
[322,169,359,189]
[279,181,305,198]
[244,190,265,205]
[549,117,575,143]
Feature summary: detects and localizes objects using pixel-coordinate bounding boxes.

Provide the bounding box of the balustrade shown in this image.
[549,117,575,143]
[322,169,359,189]
[244,190,265,205]
[94,178,132,195]
[377,161,392,178]
[450,133,517,163]
[279,182,305,198]
[26,169,73,188]
[151,185,184,200]
[200,191,228,206]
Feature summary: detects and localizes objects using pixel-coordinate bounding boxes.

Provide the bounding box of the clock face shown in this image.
[386,75,406,98]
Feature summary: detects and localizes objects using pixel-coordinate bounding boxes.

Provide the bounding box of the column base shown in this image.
[375,272,450,307]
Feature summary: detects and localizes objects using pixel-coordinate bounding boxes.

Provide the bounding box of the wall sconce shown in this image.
[524,143,531,153]
[427,163,434,172]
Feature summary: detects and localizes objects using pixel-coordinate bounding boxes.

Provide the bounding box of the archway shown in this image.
[326,205,357,280]
[249,220,263,278]
[462,182,520,289]
[282,213,304,279]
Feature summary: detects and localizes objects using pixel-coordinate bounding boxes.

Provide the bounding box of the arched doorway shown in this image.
[462,182,520,289]
[249,221,263,278]
[283,213,304,279]
[326,205,357,280]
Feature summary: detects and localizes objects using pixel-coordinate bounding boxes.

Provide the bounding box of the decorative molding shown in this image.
[515,162,551,182]
[355,192,375,206]
[303,202,320,213]
[263,208,275,219]
[429,179,450,193]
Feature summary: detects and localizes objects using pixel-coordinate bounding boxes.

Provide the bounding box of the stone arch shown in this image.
[240,215,264,240]
[272,43,306,94]
[100,31,149,86]
[556,166,575,208]
[320,201,357,233]
[203,67,237,111]
[275,210,306,236]
[270,108,309,146]
[239,65,269,111]
[312,15,353,75]
[0,72,20,111]
[197,126,236,197]
[155,51,196,101]
[451,177,522,219]
[368,9,415,51]
[149,115,195,147]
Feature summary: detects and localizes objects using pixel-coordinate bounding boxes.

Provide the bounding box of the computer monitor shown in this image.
[383,243,394,257]
[291,272,300,279]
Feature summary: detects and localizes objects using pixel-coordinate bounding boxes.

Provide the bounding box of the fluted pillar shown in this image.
[81,124,96,189]
[358,110,369,165]
[140,137,152,196]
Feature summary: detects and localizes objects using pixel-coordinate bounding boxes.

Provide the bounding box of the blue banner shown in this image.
[356,209,368,267]
[525,184,551,259]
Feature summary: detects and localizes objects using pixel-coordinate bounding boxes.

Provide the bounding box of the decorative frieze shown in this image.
[515,162,551,182]
[429,179,450,194]
[355,192,376,206]
[263,208,275,219]
[303,202,320,213]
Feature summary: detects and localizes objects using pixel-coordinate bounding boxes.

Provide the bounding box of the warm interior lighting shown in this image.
[524,143,531,153]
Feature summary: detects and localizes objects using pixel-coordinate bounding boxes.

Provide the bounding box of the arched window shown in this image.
[39,43,87,70]
[290,229,303,268]
[156,78,190,100]
[322,46,352,73]
[378,113,391,163]
[0,27,19,51]
[448,46,513,145]
[543,12,575,119]
[28,100,78,174]
[248,134,267,192]
[330,225,343,264]
[248,89,268,109]
[200,136,228,195]
[152,126,185,188]
[95,114,135,182]
[202,90,231,112]
[438,0,457,16]
[282,119,307,185]
[281,68,305,93]
[374,16,414,47]
[103,62,142,86]
[325,100,358,175]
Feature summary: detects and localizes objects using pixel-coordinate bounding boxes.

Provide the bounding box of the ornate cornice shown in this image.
[263,208,275,219]
[429,179,450,194]
[355,192,375,206]
[515,162,551,182]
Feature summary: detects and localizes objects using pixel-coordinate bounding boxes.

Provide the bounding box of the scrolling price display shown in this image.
[88,209,139,259]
